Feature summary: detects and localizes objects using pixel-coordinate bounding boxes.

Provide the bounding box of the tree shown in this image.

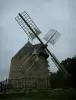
[50,55,76,88]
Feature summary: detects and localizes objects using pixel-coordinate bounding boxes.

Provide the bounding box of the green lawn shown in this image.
[0,88,76,100]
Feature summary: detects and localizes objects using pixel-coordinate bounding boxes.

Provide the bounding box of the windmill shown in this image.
[15,11,69,78]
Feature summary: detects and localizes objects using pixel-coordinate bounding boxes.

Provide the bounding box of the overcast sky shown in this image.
[0,0,76,81]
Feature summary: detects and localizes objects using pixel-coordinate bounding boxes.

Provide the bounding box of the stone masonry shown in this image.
[9,42,50,88]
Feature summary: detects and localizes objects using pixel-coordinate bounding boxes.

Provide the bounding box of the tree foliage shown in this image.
[50,55,76,88]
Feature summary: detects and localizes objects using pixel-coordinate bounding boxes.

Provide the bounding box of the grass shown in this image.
[0,88,76,99]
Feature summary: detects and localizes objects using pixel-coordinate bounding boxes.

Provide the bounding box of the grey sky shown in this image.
[0,0,76,81]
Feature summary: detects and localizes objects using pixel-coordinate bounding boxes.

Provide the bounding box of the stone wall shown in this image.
[9,55,49,79]
[9,44,50,88]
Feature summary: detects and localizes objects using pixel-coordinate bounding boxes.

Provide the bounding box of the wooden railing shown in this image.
[0,78,51,92]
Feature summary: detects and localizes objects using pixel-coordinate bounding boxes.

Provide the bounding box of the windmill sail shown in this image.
[15,11,41,40]
[43,29,61,45]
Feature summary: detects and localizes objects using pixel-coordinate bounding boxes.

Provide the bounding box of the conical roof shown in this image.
[24,41,33,47]
[12,42,49,60]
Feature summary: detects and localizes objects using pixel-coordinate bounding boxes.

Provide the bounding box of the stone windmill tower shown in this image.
[8,11,69,88]
[9,42,49,79]
[9,42,50,88]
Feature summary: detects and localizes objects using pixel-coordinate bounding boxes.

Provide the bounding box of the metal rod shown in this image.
[18,13,69,77]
